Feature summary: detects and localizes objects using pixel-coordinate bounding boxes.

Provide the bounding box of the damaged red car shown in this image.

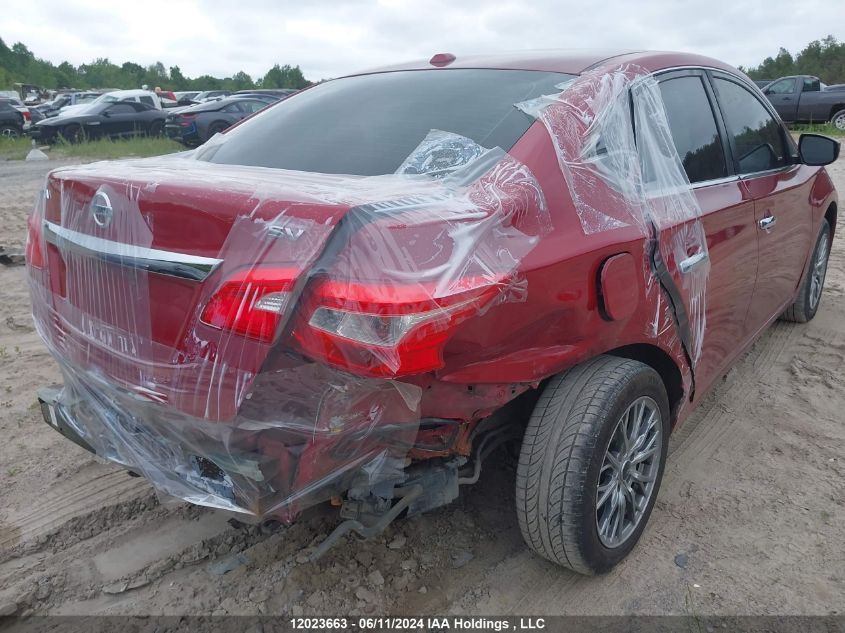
[27,50,839,575]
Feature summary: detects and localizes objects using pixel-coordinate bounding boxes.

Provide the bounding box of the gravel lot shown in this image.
[0,156,843,617]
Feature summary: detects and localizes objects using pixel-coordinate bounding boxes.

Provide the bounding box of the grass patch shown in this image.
[1,134,184,161]
[0,136,34,160]
[789,122,845,137]
[51,136,184,160]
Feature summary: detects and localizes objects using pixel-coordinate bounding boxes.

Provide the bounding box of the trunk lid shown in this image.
[32,158,360,420]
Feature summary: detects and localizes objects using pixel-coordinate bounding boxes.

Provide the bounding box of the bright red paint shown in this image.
[27,50,839,519]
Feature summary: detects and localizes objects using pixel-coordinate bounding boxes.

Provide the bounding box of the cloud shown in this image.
[3,0,843,81]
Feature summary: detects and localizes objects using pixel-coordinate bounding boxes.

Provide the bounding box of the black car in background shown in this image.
[165,96,272,146]
[0,100,25,138]
[34,101,167,143]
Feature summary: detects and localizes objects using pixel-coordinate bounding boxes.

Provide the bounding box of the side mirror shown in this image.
[799,133,840,166]
[763,88,770,95]
[102,111,111,117]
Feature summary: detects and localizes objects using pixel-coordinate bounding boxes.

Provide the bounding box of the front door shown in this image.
[710,73,814,334]
[101,102,139,137]
[763,77,799,121]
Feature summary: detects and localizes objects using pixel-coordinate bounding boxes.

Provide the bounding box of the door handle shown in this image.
[759,215,777,232]
[679,252,709,274]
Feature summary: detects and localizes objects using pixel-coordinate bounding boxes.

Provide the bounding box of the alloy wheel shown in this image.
[596,396,663,548]
[810,231,830,311]
[834,112,845,131]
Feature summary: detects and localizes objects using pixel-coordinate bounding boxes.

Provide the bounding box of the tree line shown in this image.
[3,34,845,93]
[0,38,310,91]
[740,35,845,83]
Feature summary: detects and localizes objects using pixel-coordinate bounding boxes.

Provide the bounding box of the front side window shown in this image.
[106,103,135,115]
[658,75,728,183]
[139,96,154,106]
[766,78,796,95]
[714,77,788,174]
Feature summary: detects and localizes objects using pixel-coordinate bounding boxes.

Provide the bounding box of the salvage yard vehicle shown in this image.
[33,100,168,143]
[0,99,25,138]
[762,75,845,129]
[26,50,839,575]
[165,96,273,146]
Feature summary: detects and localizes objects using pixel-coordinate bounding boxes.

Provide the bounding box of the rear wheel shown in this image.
[782,220,831,323]
[0,124,20,139]
[206,121,229,142]
[516,356,670,575]
[831,109,845,132]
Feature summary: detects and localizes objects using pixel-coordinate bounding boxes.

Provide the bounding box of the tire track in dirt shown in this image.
[0,465,149,551]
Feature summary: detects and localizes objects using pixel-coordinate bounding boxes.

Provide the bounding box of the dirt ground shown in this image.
[0,156,843,618]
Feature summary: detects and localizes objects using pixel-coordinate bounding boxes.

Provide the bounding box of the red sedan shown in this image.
[26,49,839,574]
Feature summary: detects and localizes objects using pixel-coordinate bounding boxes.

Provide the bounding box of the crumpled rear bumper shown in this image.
[36,360,421,522]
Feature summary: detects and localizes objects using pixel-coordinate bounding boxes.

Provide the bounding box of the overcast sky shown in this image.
[4,0,843,81]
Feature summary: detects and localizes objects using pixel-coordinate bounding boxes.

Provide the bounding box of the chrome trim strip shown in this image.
[43,221,222,282]
[691,175,740,189]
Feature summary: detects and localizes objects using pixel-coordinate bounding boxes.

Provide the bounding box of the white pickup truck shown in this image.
[57,90,162,117]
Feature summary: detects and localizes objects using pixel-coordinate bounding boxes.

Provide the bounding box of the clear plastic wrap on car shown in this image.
[26,131,550,519]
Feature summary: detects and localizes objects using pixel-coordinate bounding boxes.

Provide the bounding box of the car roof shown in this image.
[107,89,156,97]
[353,49,740,78]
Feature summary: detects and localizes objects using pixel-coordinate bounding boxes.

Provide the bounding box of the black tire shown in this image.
[782,220,831,323]
[516,355,670,575]
[61,124,82,143]
[0,124,20,139]
[831,108,845,132]
[149,120,164,137]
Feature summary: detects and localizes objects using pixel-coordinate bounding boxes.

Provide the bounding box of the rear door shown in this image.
[764,78,799,121]
[648,70,759,392]
[710,72,814,335]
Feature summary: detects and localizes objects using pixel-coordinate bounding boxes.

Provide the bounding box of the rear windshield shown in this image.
[196,69,574,176]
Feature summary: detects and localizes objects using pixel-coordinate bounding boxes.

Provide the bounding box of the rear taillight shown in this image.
[25,214,44,269]
[293,277,503,377]
[178,114,198,126]
[200,267,298,342]
[22,110,31,121]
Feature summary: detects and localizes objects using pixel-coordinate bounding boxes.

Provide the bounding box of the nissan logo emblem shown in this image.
[91,192,113,227]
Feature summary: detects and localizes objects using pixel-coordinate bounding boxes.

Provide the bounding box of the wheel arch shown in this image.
[606,343,684,426]
[825,200,837,237]
[829,104,845,122]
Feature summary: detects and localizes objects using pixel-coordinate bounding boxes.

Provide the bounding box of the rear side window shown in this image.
[199,69,574,175]
[658,76,728,183]
[139,96,155,106]
[714,78,788,174]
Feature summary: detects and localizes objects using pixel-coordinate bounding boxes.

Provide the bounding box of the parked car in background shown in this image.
[762,75,845,129]
[165,96,270,145]
[37,92,103,118]
[234,88,297,99]
[57,89,163,117]
[174,91,200,103]
[0,100,24,138]
[0,96,40,130]
[177,90,231,105]
[34,100,167,142]
[27,50,840,576]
